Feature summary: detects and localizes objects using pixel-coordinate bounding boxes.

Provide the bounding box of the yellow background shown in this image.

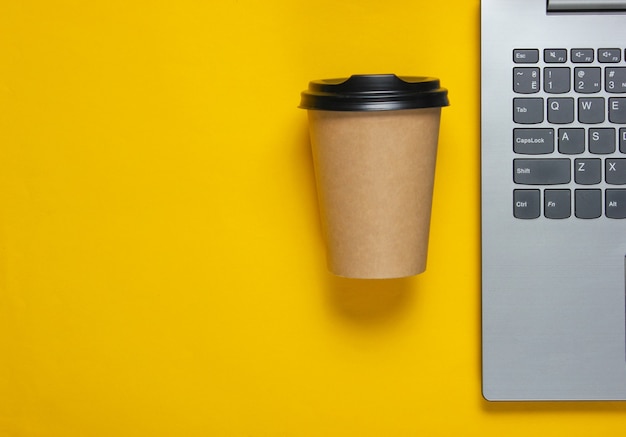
[1,1,625,435]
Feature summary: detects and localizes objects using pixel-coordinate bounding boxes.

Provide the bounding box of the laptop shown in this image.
[481,0,626,400]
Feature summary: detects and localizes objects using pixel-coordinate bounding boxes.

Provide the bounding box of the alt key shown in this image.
[606,189,626,218]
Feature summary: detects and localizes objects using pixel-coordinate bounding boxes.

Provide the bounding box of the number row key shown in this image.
[513,67,626,94]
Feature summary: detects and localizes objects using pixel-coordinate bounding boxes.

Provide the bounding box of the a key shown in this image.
[558,128,585,154]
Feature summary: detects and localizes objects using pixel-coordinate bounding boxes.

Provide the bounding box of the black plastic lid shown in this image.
[299,74,449,112]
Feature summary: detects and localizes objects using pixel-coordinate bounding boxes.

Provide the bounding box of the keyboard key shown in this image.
[598,48,621,63]
[620,128,626,153]
[544,67,570,94]
[544,189,571,219]
[606,159,626,184]
[514,68,540,93]
[574,67,601,93]
[514,98,544,124]
[547,98,574,124]
[514,190,540,219]
[605,68,626,93]
[514,159,571,185]
[513,128,554,154]
[606,189,626,218]
[571,49,594,63]
[609,98,626,124]
[558,128,585,154]
[575,189,602,219]
[578,98,605,124]
[588,128,615,154]
[574,158,602,184]
[513,49,539,64]
[544,49,567,63]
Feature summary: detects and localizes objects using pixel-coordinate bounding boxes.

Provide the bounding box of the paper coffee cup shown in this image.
[300,74,449,279]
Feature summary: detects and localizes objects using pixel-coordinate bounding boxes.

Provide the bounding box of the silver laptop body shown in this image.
[481,0,626,400]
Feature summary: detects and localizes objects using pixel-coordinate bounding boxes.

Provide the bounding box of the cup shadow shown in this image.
[298,116,416,325]
[324,274,415,325]
[298,118,414,325]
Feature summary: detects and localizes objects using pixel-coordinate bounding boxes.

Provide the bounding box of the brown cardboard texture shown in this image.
[308,108,441,279]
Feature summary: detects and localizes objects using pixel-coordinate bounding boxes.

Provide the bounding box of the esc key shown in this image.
[514,49,539,64]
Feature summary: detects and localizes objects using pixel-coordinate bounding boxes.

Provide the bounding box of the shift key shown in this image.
[514,159,571,185]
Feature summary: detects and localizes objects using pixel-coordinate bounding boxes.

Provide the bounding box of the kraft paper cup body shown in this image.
[300,75,448,279]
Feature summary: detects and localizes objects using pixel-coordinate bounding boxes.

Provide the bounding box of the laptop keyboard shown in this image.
[512,48,626,219]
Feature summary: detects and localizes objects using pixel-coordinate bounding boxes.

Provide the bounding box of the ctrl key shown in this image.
[514,189,540,219]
